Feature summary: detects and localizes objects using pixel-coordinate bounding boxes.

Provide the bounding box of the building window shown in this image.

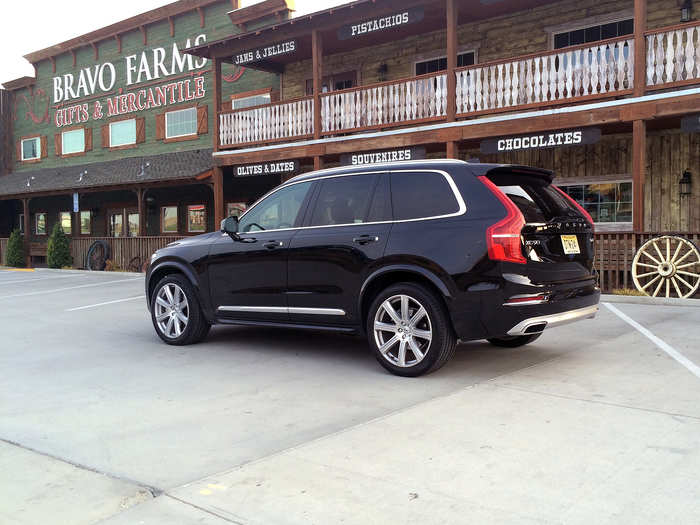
[560,182,632,223]
[109,119,136,147]
[59,212,72,235]
[227,202,247,218]
[109,212,124,237]
[165,107,197,139]
[18,214,24,234]
[161,206,178,233]
[305,71,357,95]
[21,137,41,161]
[35,213,47,235]
[554,19,633,49]
[187,205,206,233]
[415,52,475,76]
[62,129,85,155]
[128,213,140,237]
[80,211,91,235]
[232,92,271,110]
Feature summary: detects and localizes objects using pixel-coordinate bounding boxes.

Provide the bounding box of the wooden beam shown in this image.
[212,167,225,226]
[49,56,56,74]
[91,42,98,61]
[70,49,76,68]
[115,34,122,54]
[168,16,175,37]
[22,198,30,268]
[212,56,222,152]
[139,25,147,46]
[197,7,205,28]
[313,156,323,171]
[312,29,323,140]
[632,119,646,232]
[137,188,146,236]
[633,0,647,97]
[446,141,457,159]
[446,0,458,122]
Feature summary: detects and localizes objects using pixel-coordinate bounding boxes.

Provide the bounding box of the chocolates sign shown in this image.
[235,160,299,177]
[233,40,297,65]
[340,146,426,166]
[338,7,424,40]
[480,128,601,154]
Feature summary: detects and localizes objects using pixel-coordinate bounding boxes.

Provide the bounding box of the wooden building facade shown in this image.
[0,0,699,283]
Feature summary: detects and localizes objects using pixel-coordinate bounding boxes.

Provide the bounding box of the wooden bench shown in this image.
[29,242,47,257]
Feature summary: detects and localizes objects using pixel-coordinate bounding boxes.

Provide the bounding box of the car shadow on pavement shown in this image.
[199,325,562,379]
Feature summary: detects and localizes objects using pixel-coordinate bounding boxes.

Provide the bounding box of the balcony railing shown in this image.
[320,72,447,134]
[455,36,634,115]
[216,21,699,149]
[219,96,314,147]
[646,22,700,88]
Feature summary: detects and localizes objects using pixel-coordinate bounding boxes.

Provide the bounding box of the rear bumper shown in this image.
[506,303,598,336]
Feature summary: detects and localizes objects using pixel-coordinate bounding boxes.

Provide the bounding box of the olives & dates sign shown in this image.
[50,34,208,129]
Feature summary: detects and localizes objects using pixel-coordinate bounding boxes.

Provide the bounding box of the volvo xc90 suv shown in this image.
[146,159,599,376]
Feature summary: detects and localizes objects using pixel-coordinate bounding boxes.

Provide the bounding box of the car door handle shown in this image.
[263,241,284,249]
[352,235,380,245]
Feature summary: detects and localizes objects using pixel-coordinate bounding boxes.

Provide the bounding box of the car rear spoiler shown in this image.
[469,164,555,183]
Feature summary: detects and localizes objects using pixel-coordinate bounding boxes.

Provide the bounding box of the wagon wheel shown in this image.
[632,236,700,298]
[86,241,110,271]
[127,256,142,273]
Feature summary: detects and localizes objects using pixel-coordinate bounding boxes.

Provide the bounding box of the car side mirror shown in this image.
[220,216,240,239]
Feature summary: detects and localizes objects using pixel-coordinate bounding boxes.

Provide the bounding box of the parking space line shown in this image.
[0,278,142,300]
[66,295,146,312]
[603,302,700,380]
[0,274,86,285]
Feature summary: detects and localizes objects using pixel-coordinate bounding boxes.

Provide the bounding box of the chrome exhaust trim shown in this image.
[506,304,598,336]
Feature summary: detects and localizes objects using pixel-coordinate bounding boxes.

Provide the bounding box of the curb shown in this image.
[31,267,144,278]
[601,294,700,307]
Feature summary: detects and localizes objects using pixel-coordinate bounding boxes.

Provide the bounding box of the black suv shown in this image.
[146,160,599,376]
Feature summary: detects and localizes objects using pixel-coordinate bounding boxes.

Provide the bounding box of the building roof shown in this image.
[0,149,213,198]
[2,77,36,91]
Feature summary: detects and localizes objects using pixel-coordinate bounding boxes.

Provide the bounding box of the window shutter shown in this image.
[54,134,62,156]
[41,136,48,158]
[101,124,109,148]
[136,117,146,143]
[197,105,208,135]
[155,113,165,140]
[16,141,21,162]
[85,128,93,151]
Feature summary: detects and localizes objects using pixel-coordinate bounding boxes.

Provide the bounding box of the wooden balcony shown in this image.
[216,20,700,150]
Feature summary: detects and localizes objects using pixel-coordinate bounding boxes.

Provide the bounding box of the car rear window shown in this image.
[390,171,460,221]
[489,173,579,223]
[308,174,377,226]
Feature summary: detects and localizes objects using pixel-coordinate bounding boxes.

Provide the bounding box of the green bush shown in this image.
[6,229,24,267]
[47,223,72,269]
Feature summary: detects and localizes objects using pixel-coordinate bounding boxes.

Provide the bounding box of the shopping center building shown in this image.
[0,0,699,288]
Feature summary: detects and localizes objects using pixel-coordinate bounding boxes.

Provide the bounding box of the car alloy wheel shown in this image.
[155,283,190,339]
[373,294,433,368]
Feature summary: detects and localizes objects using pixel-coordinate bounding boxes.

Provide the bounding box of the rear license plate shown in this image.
[561,234,580,255]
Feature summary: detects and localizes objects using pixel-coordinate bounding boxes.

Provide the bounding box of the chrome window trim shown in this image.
[218,306,346,316]
[236,169,467,235]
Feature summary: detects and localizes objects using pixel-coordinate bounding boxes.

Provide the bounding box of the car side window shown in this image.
[390,171,460,221]
[238,181,312,232]
[308,174,377,227]
[367,174,392,222]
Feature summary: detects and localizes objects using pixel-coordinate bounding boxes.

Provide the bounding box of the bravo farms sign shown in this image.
[52,34,208,128]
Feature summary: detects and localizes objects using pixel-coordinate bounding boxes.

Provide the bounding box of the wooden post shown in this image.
[446,141,457,159]
[632,119,646,232]
[313,156,323,171]
[633,0,647,97]
[213,166,225,227]
[212,56,222,152]
[312,29,323,139]
[446,0,458,122]
[22,198,30,268]
[137,188,147,236]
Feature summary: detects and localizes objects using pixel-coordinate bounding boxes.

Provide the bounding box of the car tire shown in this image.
[151,274,210,345]
[487,333,542,348]
[367,282,456,377]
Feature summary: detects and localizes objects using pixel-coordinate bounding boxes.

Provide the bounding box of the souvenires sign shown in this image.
[235,160,299,177]
[338,7,424,40]
[233,40,297,65]
[480,128,601,154]
[340,147,426,166]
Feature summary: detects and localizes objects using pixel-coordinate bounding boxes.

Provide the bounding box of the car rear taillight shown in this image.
[478,176,527,264]
[553,185,595,232]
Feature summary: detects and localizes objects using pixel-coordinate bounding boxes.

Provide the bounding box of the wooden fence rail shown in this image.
[70,236,185,271]
[646,22,700,88]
